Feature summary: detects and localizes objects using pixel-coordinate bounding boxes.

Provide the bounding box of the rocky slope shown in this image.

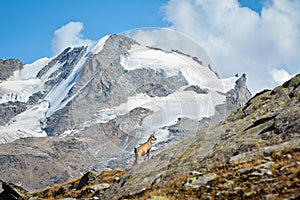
[1,74,298,199]
[104,73,300,199]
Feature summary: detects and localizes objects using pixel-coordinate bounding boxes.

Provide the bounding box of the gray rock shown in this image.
[90,183,110,190]
[0,102,27,126]
[27,92,44,105]
[184,85,209,94]
[185,173,218,189]
[226,73,252,112]
[36,47,71,79]
[0,59,23,81]
[0,180,29,200]
[76,172,97,190]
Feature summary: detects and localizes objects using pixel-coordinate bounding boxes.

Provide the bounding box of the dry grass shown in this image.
[121,147,300,200]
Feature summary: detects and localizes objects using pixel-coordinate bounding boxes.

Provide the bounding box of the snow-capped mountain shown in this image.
[0,34,250,143]
[0,34,251,190]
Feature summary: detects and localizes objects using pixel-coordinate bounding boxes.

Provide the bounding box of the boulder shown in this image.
[0,180,28,200]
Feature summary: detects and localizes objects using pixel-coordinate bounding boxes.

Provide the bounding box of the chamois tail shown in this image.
[134,147,137,154]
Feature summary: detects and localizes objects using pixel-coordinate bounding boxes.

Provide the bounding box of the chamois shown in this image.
[133,133,157,165]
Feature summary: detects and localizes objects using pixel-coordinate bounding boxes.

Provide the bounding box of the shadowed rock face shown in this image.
[0,59,26,126]
[0,59,23,81]
[0,180,29,200]
[0,102,27,126]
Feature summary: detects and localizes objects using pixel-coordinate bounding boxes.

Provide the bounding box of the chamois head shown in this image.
[148,133,157,142]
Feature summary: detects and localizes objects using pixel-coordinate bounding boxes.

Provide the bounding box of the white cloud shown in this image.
[51,22,93,54]
[161,0,300,93]
[270,69,294,85]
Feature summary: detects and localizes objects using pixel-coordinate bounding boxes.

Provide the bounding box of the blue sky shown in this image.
[0,0,299,93]
[1,0,262,63]
[0,0,169,63]
[239,0,262,12]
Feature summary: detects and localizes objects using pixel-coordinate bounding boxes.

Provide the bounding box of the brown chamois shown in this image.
[133,133,157,165]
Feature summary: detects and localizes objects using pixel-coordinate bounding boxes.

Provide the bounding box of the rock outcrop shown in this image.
[184,85,209,94]
[0,180,29,200]
[0,59,23,81]
[0,101,27,126]
[226,73,252,112]
[0,59,26,125]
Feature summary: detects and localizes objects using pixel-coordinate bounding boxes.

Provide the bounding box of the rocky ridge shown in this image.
[1,74,298,199]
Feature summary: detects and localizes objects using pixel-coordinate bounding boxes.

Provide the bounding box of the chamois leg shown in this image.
[133,147,138,165]
[133,152,139,165]
[146,150,150,160]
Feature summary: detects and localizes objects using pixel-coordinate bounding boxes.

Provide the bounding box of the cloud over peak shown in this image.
[162,0,300,93]
[270,69,295,85]
[51,22,93,55]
